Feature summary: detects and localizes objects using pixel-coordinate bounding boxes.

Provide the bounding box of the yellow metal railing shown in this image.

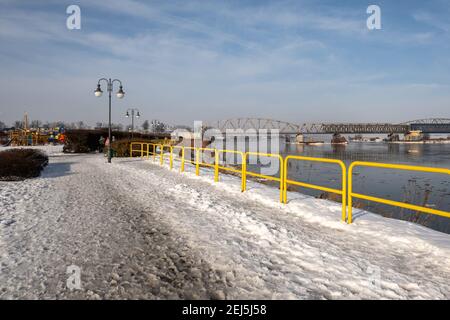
[348,161,450,224]
[283,156,347,221]
[244,152,284,203]
[130,142,450,225]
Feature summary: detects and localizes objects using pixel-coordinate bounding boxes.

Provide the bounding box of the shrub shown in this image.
[63,129,170,153]
[0,149,49,181]
[110,138,167,157]
[63,129,107,153]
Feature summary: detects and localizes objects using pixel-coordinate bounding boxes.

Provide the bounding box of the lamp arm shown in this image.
[97,78,109,86]
[111,79,123,90]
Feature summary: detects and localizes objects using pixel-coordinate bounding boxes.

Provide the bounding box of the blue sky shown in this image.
[0,0,449,126]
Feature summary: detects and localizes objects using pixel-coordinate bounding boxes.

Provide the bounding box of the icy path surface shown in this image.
[1,149,449,299]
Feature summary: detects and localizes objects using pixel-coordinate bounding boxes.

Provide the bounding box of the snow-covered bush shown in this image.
[0,149,48,181]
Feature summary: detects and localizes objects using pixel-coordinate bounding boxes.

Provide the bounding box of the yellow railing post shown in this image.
[243,153,247,192]
[242,158,246,192]
[146,143,150,159]
[159,144,164,165]
[140,143,144,158]
[283,158,288,204]
[214,150,219,182]
[348,163,354,224]
[195,148,200,176]
[129,143,133,158]
[279,157,284,203]
[341,162,347,222]
[181,147,185,172]
[169,146,173,170]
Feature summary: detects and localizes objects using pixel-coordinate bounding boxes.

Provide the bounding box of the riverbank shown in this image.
[0,146,449,299]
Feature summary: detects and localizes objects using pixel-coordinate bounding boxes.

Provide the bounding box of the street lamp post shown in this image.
[125,108,140,138]
[94,78,125,163]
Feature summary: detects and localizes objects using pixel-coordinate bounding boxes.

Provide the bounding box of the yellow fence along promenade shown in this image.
[283,156,347,221]
[130,142,450,225]
[348,161,450,224]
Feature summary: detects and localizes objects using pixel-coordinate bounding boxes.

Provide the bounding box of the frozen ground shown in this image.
[0,145,449,299]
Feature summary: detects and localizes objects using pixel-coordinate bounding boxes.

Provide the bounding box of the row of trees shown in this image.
[91,120,169,133]
[0,119,174,133]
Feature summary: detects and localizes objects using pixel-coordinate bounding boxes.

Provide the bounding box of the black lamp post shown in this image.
[94,78,125,163]
[125,108,140,138]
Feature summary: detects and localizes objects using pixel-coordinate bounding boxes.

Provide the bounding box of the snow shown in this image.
[0,145,449,299]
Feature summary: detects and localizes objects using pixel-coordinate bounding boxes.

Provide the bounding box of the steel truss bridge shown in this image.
[209,118,450,134]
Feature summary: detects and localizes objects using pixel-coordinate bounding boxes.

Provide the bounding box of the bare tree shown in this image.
[142,120,149,131]
[30,120,42,128]
[14,120,23,129]
[151,120,167,133]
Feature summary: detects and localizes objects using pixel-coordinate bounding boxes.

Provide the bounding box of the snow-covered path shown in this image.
[1,149,449,299]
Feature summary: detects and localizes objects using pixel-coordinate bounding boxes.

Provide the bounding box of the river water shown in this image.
[211,134,450,234]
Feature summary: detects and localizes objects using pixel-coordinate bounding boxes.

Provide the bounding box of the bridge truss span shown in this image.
[208,118,450,134]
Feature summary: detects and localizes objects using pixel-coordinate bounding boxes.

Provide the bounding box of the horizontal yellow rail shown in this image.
[284,156,346,222]
[348,161,450,224]
[244,152,284,203]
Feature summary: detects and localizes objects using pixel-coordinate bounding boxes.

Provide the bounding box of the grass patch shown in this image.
[0,149,49,181]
